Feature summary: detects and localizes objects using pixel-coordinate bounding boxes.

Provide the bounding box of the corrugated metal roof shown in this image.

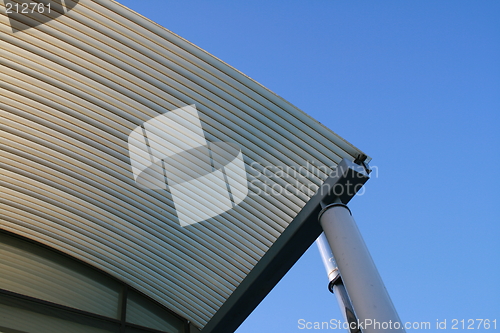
[0,0,369,329]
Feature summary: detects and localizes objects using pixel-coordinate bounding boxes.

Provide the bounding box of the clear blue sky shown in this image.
[119,1,499,331]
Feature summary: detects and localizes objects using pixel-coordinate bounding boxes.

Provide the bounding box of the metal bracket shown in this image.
[319,158,371,207]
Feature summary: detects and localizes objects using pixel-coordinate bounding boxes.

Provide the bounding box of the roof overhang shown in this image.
[1,0,370,330]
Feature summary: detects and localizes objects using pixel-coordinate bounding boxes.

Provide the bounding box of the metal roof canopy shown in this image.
[0,0,372,331]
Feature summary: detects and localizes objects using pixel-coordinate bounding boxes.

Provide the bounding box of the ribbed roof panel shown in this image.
[0,0,369,328]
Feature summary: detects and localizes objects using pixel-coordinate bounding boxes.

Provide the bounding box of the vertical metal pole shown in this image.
[316,233,361,333]
[316,233,339,287]
[319,203,405,333]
